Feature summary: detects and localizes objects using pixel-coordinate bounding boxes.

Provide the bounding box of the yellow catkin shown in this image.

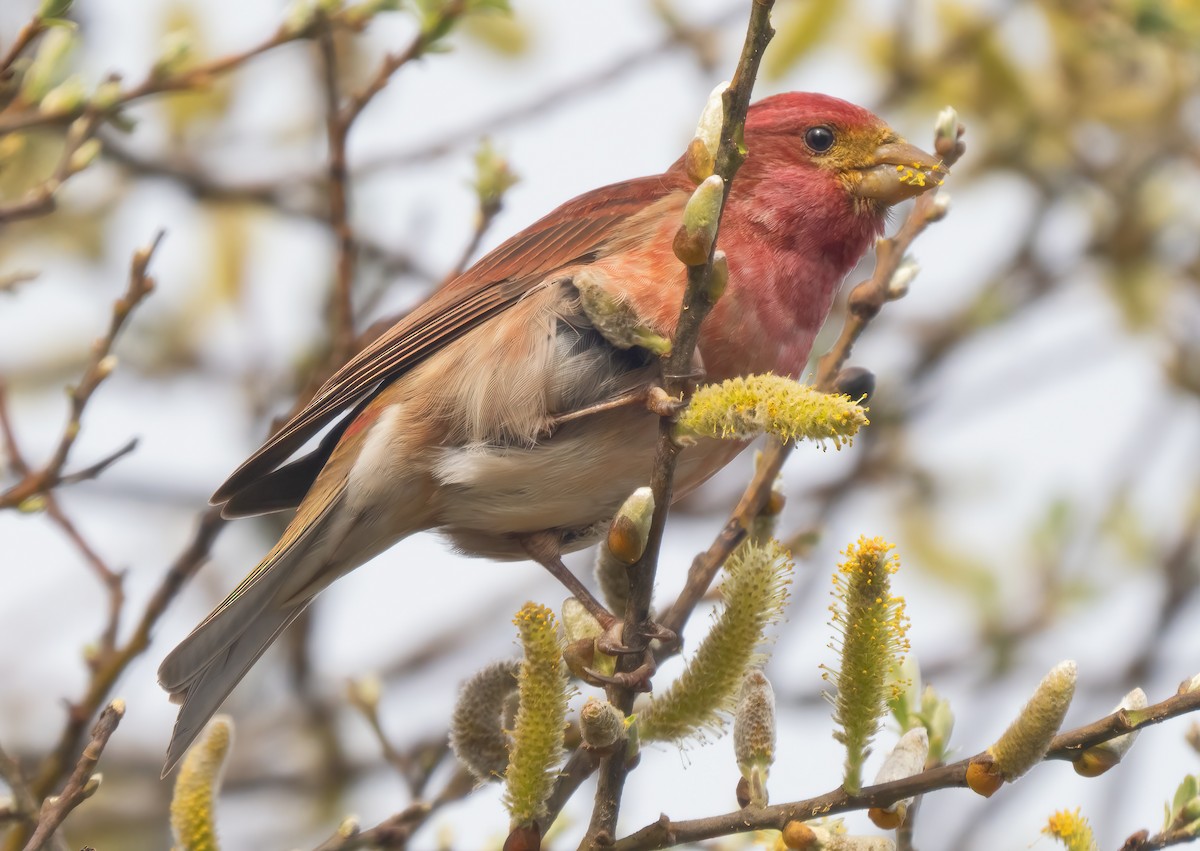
[169,717,232,851]
[503,603,570,828]
[988,660,1077,781]
[676,375,868,447]
[638,540,792,743]
[1042,808,1099,851]
[822,537,910,795]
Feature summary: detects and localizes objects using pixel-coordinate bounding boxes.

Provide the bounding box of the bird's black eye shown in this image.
[805,125,835,153]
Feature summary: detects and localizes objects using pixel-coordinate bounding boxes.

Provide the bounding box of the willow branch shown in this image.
[21,700,123,851]
[611,686,1200,849]
[582,2,776,846]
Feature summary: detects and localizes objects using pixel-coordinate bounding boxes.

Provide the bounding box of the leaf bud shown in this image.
[336,815,360,838]
[1073,687,1146,777]
[346,674,381,714]
[689,81,728,180]
[38,0,74,18]
[925,193,951,223]
[933,105,963,160]
[21,27,76,105]
[706,249,729,302]
[68,138,102,174]
[90,78,121,111]
[781,820,817,850]
[606,487,655,565]
[673,175,724,266]
[39,74,86,115]
[885,256,919,301]
[152,30,193,79]
[579,697,626,750]
[472,137,519,216]
[81,773,103,799]
[867,727,928,829]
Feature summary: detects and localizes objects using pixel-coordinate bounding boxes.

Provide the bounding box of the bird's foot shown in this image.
[585,652,657,693]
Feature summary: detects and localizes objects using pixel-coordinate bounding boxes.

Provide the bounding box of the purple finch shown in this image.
[159,92,944,771]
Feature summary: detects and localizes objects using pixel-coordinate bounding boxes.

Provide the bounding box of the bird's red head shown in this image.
[740,91,946,217]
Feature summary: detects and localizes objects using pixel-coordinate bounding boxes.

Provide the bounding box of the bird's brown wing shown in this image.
[212,174,685,508]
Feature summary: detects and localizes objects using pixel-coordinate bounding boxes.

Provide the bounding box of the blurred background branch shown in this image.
[1,0,1198,848]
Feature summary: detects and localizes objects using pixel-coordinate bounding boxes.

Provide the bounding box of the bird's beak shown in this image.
[850,137,947,205]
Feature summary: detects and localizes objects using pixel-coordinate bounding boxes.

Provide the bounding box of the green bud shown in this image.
[152,30,194,78]
[672,175,724,266]
[472,137,519,214]
[606,487,655,565]
[38,74,85,115]
[560,597,602,644]
[346,674,382,714]
[21,27,76,104]
[1074,687,1146,777]
[706,249,729,302]
[692,81,728,168]
[38,0,74,19]
[282,0,318,35]
[68,137,101,173]
[91,79,122,111]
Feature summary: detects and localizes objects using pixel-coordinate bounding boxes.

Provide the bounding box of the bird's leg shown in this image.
[518,532,671,692]
[519,531,618,626]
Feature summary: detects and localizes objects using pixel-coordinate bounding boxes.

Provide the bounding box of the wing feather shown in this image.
[213,174,685,505]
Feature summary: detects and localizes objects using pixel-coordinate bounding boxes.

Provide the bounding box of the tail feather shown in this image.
[159,484,347,776]
[160,604,307,776]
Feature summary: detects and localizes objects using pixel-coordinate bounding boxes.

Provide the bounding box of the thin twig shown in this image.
[352,4,743,176]
[0,234,160,510]
[610,686,1200,849]
[0,17,349,137]
[21,700,124,851]
[0,743,41,834]
[0,15,47,76]
[0,506,226,851]
[0,107,105,224]
[315,2,466,363]
[582,2,776,846]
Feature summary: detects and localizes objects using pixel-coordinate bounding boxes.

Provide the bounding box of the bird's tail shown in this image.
[158,492,345,776]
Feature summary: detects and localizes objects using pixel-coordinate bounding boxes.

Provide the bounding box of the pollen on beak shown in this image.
[851,138,947,205]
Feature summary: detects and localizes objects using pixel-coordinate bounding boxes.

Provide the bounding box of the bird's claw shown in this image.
[584,656,656,693]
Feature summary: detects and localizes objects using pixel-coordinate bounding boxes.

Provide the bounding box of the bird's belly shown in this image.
[429,408,745,560]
